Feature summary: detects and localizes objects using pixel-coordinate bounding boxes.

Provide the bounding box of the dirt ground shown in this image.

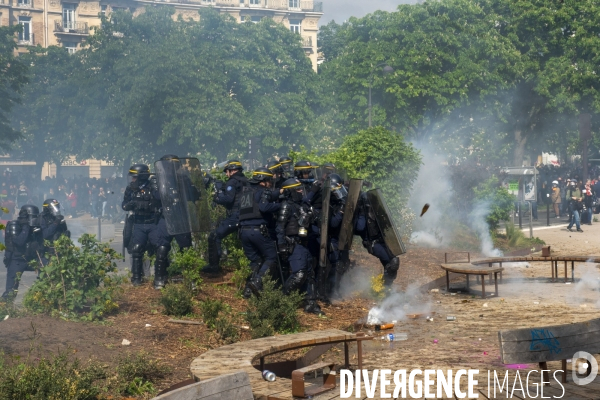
[1,222,600,398]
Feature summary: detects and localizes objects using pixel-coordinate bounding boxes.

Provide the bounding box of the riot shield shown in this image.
[338,179,363,251]
[179,158,203,233]
[154,157,202,235]
[366,189,406,256]
[319,178,331,269]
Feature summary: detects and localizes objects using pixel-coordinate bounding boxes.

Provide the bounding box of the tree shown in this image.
[0,26,28,150]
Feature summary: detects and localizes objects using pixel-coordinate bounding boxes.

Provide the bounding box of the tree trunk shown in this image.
[513,128,527,167]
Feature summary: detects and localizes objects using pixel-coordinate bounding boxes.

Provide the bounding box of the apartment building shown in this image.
[0,0,323,70]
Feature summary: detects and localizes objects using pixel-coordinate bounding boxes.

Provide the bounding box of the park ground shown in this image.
[1,217,600,398]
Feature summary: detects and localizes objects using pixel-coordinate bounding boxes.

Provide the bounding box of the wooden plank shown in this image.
[440,263,504,275]
[152,371,252,400]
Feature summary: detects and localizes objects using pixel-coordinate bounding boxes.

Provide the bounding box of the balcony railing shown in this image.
[301,35,312,48]
[54,20,89,35]
[312,1,322,12]
[17,33,33,45]
[211,0,320,11]
[15,0,33,8]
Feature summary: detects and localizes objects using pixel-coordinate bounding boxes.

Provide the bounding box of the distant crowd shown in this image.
[0,169,125,223]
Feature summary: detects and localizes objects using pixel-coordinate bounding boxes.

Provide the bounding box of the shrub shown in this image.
[200,298,230,329]
[114,352,170,396]
[474,176,516,231]
[168,244,205,288]
[23,234,124,321]
[0,350,105,400]
[160,284,193,317]
[246,277,303,338]
[215,316,239,344]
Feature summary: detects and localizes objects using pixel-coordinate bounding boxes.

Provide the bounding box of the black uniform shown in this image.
[239,184,280,296]
[122,174,170,288]
[206,170,248,271]
[40,211,70,258]
[2,218,43,299]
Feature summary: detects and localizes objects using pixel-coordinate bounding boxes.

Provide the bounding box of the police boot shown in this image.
[131,254,143,287]
[154,246,170,290]
[383,257,400,288]
[202,232,221,273]
[304,280,324,316]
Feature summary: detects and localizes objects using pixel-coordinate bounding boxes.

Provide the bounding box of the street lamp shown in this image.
[368,63,394,128]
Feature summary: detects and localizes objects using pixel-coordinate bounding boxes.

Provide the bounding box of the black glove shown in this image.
[277,243,289,261]
[310,181,322,194]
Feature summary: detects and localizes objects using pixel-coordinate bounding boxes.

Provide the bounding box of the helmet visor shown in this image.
[332,185,348,201]
[45,202,61,216]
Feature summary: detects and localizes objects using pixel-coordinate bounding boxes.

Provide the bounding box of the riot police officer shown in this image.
[2,205,43,299]
[276,178,323,315]
[41,199,70,256]
[122,164,171,289]
[278,156,293,179]
[266,161,285,190]
[355,192,399,287]
[205,160,248,273]
[239,167,280,298]
[320,174,346,300]
[293,160,322,260]
[319,163,337,183]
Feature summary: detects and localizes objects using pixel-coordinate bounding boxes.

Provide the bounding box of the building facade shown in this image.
[0,0,323,70]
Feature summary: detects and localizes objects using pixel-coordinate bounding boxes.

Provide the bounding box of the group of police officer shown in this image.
[2,199,70,299]
[3,155,403,317]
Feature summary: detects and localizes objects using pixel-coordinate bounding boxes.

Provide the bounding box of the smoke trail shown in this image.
[470,200,502,257]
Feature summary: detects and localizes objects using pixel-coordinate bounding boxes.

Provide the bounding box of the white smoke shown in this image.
[366,286,431,325]
[470,200,503,257]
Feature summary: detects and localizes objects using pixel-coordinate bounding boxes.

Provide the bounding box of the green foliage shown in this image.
[474,177,516,231]
[0,25,28,150]
[214,315,239,344]
[114,352,170,396]
[168,244,205,288]
[0,292,23,320]
[159,284,194,317]
[0,350,105,400]
[231,264,252,292]
[200,298,230,330]
[500,222,545,249]
[23,234,124,321]
[246,277,303,339]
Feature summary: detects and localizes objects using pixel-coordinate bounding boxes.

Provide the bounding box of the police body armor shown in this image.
[43,214,70,242]
[131,182,161,220]
[230,174,249,213]
[25,230,44,262]
[238,186,263,222]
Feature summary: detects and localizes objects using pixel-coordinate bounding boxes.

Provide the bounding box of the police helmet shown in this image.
[128,164,151,181]
[223,160,243,172]
[323,163,336,172]
[266,160,283,175]
[329,174,348,201]
[250,167,274,184]
[42,198,62,216]
[281,178,306,202]
[19,204,40,226]
[278,156,293,173]
[294,160,316,180]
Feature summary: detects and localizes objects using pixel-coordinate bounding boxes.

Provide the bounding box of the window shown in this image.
[18,16,32,43]
[62,3,76,30]
[250,16,261,23]
[249,0,260,5]
[17,0,32,8]
[202,0,215,4]
[289,19,301,34]
[63,41,77,54]
[289,0,299,9]
[101,5,107,16]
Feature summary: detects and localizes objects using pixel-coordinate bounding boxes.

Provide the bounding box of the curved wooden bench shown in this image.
[190,329,369,400]
[440,263,504,298]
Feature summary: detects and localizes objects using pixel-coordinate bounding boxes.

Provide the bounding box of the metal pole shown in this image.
[529,202,533,238]
[518,202,522,229]
[98,216,101,242]
[546,203,550,226]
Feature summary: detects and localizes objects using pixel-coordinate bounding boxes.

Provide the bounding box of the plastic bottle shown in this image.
[377,333,395,342]
[262,370,276,382]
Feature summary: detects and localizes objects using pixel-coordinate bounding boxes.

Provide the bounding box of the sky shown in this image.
[319,0,418,25]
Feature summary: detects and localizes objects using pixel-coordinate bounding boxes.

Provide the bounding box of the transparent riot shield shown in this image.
[338,179,364,251]
[154,158,202,235]
[366,189,406,256]
[319,178,331,269]
[179,158,203,233]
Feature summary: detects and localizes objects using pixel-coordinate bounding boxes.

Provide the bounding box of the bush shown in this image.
[0,350,105,400]
[160,284,193,317]
[200,298,230,329]
[246,277,303,338]
[168,244,205,288]
[114,352,170,396]
[23,234,124,321]
[215,316,239,344]
[474,176,516,231]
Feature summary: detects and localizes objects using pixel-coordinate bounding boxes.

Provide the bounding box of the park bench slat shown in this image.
[152,371,253,400]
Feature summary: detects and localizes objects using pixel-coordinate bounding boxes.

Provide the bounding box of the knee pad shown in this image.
[283,270,307,295]
[384,257,400,274]
[156,245,170,262]
[131,243,145,257]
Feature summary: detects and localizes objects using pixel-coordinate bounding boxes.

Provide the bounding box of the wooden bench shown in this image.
[440,263,504,298]
[189,329,371,400]
[152,371,253,400]
[498,318,600,390]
